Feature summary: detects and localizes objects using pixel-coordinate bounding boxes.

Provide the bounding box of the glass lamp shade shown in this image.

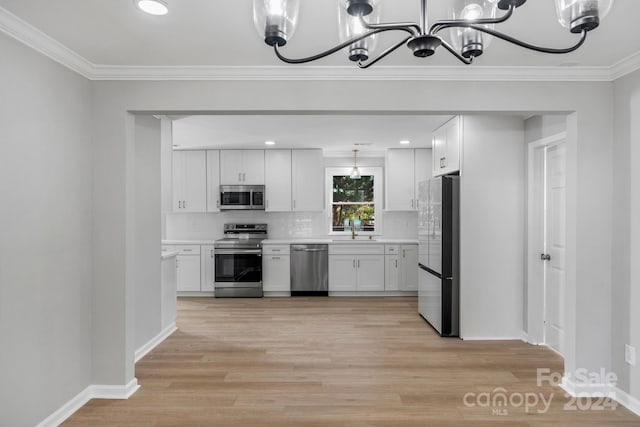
[448,0,498,58]
[253,0,300,46]
[338,0,381,62]
[555,0,613,33]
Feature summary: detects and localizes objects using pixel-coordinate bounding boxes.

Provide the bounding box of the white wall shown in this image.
[87,78,614,394]
[134,116,162,351]
[612,68,640,399]
[0,34,93,426]
[459,115,525,339]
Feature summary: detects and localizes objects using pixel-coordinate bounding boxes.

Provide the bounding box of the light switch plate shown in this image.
[625,344,636,367]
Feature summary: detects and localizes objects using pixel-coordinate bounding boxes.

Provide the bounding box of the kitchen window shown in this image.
[326,167,382,235]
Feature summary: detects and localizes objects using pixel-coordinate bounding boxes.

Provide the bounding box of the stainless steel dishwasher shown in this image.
[290,244,328,296]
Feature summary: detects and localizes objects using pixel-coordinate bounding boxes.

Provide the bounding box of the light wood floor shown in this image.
[64,297,639,426]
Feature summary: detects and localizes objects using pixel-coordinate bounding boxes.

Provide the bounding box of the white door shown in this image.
[292,149,324,211]
[219,150,243,184]
[385,255,400,291]
[329,255,357,291]
[386,149,415,211]
[177,255,201,292]
[263,255,291,292]
[242,150,265,184]
[544,143,566,355]
[200,245,215,292]
[400,245,419,291]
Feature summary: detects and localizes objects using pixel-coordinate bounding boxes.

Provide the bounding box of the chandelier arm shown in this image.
[429,4,515,35]
[357,36,413,69]
[358,15,421,37]
[439,39,474,65]
[467,25,588,54]
[273,27,415,64]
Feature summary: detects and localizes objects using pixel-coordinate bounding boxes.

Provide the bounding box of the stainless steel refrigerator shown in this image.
[418,175,460,337]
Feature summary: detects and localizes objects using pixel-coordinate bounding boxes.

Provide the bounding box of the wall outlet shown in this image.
[625,344,636,367]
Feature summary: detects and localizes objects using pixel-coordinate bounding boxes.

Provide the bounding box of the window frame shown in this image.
[325,166,383,236]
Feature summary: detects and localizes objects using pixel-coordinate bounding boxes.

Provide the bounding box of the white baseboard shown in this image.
[612,386,640,416]
[328,291,418,297]
[561,376,640,417]
[35,379,139,427]
[135,322,177,363]
[460,336,524,341]
[92,378,140,399]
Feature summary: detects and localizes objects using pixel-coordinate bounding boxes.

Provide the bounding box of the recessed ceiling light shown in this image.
[265,140,276,146]
[135,0,168,16]
[400,140,411,145]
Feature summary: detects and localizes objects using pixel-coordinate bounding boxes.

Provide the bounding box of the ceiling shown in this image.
[0,0,638,72]
[171,114,454,154]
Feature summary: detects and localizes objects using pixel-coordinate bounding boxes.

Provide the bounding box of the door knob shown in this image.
[540,254,551,261]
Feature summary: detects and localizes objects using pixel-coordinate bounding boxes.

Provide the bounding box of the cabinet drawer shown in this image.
[175,245,201,255]
[385,245,401,255]
[162,245,176,252]
[329,244,384,255]
[263,245,291,255]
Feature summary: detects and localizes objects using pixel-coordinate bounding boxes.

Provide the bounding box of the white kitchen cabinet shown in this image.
[386,149,415,211]
[400,245,419,291]
[385,255,400,291]
[220,150,265,185]
[384,244,418,291]
[386,149,432,211]
[432,116,461,176]
[292,149,324,211]
[176,253,201,292]
[206,150,221,212]
[414,148,432,191]
[263,255,291,292]
[329,255,358,291]
[329,244,385,292]
[161,254,177,329]
[172,150,207,212]
[265,150,292,212]
[200,245,215,292]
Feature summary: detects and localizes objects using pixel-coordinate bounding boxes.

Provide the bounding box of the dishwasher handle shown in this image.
[293,248,327,252]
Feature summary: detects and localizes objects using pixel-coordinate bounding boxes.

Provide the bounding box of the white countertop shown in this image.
[161,251,179,260]
[162,239,217,245]
[263,238,418,245]
[162,238,418,246]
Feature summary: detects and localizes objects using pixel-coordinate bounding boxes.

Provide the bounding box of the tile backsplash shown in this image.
[165,210,418,240]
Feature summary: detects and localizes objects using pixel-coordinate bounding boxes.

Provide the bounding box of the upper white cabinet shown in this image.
[292,149,324,212]
[386,148,432,211]
[206,150,220,212]
[432,116,461,176]
[172,150,207,212]
[386,149,415,211]
[265,150,292,212]
[220,150,265,185]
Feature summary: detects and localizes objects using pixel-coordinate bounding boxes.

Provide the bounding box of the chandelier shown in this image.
[252,0,613,66]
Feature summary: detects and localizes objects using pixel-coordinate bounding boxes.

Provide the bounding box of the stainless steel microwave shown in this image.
[219,185,265,210]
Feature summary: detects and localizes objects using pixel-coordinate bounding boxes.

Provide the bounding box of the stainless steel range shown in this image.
[214,223,267,298]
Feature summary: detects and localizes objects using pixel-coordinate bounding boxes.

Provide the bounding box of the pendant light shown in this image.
[254,0,614,67]
[350,149,361,179]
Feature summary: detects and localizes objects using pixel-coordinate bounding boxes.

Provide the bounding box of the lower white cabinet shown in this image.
[329,245,385,292]
[201,245,215,292]
[385,244,418,291]
[263,244,291,292]
[175,245,201,292]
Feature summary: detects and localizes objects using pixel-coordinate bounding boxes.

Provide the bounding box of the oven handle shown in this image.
[214,249,262,255]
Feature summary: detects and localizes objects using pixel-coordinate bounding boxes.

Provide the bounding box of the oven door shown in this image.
[214,249,262,286]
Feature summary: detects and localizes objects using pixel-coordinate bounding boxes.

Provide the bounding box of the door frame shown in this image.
[526,132,566,348]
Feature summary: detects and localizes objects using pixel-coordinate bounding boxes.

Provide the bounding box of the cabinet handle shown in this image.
[395,260,398,268]
[211,250,214,258]
[238,172,242,182]
[242,173,246,182]
[216,200,220,208]
[272,256,280,260]
[403,249,406,258]
[353,259,356,268]
[272,249,280,252]
[183,249,192,252]
[440,157,446,169]
[411,199,414,209]
[183,200,186,209]
[357,259,360,268]
[293,200,296,209]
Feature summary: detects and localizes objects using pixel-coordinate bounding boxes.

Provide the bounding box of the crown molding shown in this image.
[2,5,640,83]
[610,50,640,81]
[0,6,93,78]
